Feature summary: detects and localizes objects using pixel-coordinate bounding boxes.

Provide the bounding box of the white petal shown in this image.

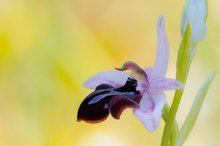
[133,91,166,132]
[148,78,184,93]
[151,16,169,79]
[83,71,129,89]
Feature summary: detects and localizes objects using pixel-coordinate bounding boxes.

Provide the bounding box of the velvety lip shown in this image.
[77,78,141,123]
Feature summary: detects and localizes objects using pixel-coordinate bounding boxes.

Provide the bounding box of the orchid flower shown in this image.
[77,16,184,132]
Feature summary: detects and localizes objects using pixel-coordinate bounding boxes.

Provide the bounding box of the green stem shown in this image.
[161,24,193,146]
[161,90,183,146]
[162,103,179,146]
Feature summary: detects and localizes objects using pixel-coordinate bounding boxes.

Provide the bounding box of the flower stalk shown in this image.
[162,0,209,145]
[161,24,193,146]
[162,103,179,146]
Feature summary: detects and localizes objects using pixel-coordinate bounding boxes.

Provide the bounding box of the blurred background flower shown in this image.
[0,0,219,146]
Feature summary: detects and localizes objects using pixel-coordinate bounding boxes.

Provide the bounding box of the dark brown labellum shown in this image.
[77,78,141,123]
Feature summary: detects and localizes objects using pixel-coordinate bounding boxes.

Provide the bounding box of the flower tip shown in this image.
[158,15,166,28]
[172,79,185,90]
[82,80,92,89]
[115,61,137,71]
[115,67,124,71]
[158,15,165,21]
[179,82,185,89]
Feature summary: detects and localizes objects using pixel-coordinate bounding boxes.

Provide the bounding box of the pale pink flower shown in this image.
[78,16,184,132]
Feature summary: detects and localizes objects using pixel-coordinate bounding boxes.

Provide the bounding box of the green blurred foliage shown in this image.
[0,0,219,146]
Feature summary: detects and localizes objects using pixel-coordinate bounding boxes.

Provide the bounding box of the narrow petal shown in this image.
[133,92,166,132]
[83,71,129,89]
[148,78,184,93]
[151,16,169,79]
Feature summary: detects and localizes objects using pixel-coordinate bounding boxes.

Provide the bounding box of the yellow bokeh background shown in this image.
[0,0,219,146]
